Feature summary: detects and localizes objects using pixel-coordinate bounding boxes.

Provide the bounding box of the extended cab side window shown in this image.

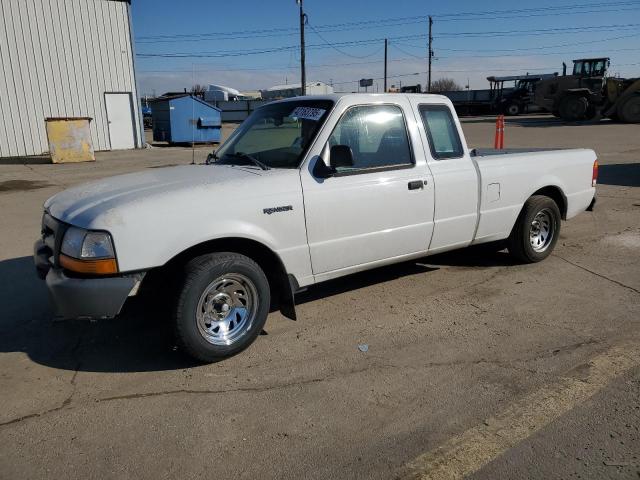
[328,104,413,173]
[419,105,464,160]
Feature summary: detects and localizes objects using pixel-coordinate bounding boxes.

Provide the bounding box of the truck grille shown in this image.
[41,212,65,267]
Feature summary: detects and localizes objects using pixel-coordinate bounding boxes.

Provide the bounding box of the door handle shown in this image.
[408,180,424,190]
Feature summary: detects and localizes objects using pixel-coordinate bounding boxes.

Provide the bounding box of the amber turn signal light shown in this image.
[59,254,118,275]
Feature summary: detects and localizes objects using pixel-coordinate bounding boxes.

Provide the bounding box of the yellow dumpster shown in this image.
[45,117,95,163]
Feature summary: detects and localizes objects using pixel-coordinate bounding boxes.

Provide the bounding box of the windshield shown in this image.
[214,100,334,169]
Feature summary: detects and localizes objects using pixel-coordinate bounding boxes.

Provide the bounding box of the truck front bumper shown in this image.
[34,239,139,320]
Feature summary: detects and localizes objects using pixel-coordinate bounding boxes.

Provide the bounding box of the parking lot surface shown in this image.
[1,116,639,479]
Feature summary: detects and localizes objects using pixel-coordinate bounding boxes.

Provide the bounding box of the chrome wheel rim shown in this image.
[529,208,554,252]
[196,273,257,346]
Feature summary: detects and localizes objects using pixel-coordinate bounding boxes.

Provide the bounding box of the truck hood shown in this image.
[45,164,278,227]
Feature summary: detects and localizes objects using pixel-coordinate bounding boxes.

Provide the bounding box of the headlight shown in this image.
[60,227,118,275]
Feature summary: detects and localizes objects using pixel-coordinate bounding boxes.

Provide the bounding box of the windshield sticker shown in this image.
[291,107,326,121]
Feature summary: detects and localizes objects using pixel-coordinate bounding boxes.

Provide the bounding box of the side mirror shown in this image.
[312,157,336,179]
[330,145,354,169]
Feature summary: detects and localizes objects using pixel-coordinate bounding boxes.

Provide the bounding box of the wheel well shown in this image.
[143,237,295,317]
[532,186,567,219]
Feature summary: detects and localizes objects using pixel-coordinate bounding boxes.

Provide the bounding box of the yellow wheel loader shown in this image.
[534,58,640,123]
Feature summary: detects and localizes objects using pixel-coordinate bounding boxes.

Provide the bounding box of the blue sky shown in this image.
[131,0,640,96]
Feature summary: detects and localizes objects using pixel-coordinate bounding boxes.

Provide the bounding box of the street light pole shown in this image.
[297,0,306,96]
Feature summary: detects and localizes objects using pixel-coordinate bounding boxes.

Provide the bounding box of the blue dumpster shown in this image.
[151,94,221,143]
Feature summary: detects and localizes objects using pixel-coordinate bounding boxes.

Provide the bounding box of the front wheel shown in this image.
[618,95,640,123]
[559,96,588,121]
[507,195,561,263]
[505,102,521,116]
[174,252,270,362]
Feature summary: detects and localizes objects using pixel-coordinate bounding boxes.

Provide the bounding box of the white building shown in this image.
[204,84,243,102]
[0,0,143,158]
[261,81,334,100]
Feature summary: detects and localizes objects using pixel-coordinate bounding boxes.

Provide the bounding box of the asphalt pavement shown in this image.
[0,115,638,479]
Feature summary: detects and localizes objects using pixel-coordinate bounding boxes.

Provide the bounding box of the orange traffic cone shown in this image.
[494,115,505,149]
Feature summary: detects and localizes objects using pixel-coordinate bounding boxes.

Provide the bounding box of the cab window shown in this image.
[419,105,464,160]
[328,104,413,173]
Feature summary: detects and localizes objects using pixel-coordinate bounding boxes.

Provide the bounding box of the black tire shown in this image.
[174,252,270,362]
[552,110,561,118]
[559,96,588,121]
[505,102,521,116]
[507,195,561,263]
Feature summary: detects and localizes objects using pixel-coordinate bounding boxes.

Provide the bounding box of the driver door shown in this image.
[300,99,434,280]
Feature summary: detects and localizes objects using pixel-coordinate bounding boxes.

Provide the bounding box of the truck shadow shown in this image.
[0,256,198,373]
[0,248,513,373]
[295,247,514,305]
[598,163,640,187]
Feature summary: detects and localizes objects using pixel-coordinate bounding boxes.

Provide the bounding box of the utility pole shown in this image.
[297,0,306,96]
[427,16,433,93]
[384,38,388,93]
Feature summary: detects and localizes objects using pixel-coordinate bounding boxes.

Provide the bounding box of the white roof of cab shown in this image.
[271,93,452,104]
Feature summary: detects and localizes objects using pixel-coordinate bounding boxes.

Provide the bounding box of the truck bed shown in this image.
[471,147,562,157]
[468,147,596,244]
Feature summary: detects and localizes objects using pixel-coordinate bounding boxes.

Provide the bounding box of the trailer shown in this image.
[441,73,557,116]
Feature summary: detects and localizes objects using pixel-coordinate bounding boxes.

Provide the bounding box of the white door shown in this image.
[409,99,479,253]
[301,101,434,278]
[105,93,136,150]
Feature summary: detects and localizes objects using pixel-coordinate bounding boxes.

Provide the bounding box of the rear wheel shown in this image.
[507,195,561,263]
[618,95,640,123]
[174,252,270,362]
[559,96,588,121]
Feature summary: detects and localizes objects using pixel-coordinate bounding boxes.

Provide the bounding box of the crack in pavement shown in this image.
[0,337,602,429]
[96,376,327,403]
[0,331,84,429]
[552,253,640,295]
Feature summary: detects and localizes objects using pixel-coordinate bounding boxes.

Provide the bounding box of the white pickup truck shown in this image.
[34,94,597,361]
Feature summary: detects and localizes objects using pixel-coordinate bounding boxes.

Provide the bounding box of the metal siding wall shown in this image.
[0,2,18,157]
[121,1,143,147]
[1,0,31,156]
[22,0,49,154]
[0,0,141,157]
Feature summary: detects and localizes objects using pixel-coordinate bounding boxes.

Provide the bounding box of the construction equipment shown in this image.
[441,73,557,116]
[603,77,640,123]
[489,74,558,115]
[534,58,640,123]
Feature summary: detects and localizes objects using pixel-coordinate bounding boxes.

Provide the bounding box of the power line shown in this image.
[433,32,640,52]
[434,47,640,60]
[134,1,640,42]
[307,23,385,59]
[137,24,640,59]
[433,0,640,18]
[435,23,640,38]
